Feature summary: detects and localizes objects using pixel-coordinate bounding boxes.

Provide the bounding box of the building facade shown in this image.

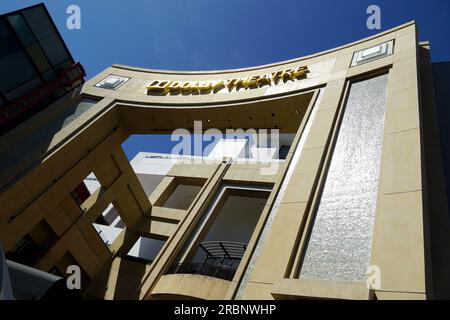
[1,18,449,300]
[0,4,85,136]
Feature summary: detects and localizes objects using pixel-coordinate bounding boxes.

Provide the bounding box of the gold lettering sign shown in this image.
[147,66,308,95]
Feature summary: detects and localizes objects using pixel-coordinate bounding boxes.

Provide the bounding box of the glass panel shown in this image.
[7,14,35,46]
[53,59,73,74]
[22,6,55,40]
[278,145,290,160]
[26,43,50,72]
[4,76,42,102]
[299,74,389,282]
[0,50,37,92]
[95,75,130,90]
[170,186,270,281]
[196,195,266,249]
[0,20,21,58]
[42,69,57,83]
[52,87,67,99]
[39,34,69,66]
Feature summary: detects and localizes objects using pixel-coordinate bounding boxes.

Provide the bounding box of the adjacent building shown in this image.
[0,3,85,135]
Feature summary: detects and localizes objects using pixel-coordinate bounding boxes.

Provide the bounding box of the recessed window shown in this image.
[6,220,58,266]
[155,178,205,211]
[5,235,41,266]
[94,203,124,228]
[169,185,271,281]
[95,75,130,90]
[162,184,202,210]
[125,236,166,263]
[350,40,394,67]
[71,172,99,208]
[93,221,123,248]
[278,145,290,160]
[0,50,37,92]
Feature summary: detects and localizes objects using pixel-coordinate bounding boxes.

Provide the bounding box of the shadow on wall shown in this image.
[432,61,450,215]
[0,94,98,187]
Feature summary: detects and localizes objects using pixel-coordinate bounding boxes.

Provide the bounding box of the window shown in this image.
[155,177,205,211]
[0,4,86,137]
[169,184,271,281]
[70,182,92,207]
[6,220,58,266]
[71,172,100,208]
[351,40,394,67]
[0,50,37,93]
[93,202,124,229]
[5,235,41,266]
[0,20,21,58]
[39,34,69,65]
[162,184,202,210]
[93,221,123,248]
[26,43,50,72]
[22,6,56,41]
[4,76,42,102]
[278,145,290,160]
[95,75,130,90]
[7,14,35,46]
[125,236,166,263]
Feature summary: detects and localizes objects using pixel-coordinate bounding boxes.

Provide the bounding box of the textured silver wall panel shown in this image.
[299,74,388,281]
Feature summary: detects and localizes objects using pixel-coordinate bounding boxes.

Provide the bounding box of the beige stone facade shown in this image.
[1,21,448,300]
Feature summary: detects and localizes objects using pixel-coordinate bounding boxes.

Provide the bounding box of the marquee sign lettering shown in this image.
[146,65,308,95]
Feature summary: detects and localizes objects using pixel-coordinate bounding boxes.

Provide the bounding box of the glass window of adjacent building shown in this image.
[0,20,38,93]
[39,34,69,65]
[0,5,83,135]
[22,6,56,40]
[0,6,74,101]
[7,14,35,46]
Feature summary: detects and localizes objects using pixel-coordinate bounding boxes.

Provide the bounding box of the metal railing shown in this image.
[168,241,247,281]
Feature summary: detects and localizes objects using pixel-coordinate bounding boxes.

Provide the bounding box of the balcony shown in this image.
[168,241,247,281]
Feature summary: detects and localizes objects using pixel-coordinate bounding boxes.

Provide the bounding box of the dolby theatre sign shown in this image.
[147,65,308,95]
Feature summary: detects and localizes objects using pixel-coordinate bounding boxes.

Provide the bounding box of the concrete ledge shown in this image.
[151,274,231,300]
[271,278,372,300]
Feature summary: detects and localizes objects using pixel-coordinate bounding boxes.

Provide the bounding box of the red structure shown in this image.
[0,62,86,127]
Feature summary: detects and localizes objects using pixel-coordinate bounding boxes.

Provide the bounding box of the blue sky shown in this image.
[2,0,450,159]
